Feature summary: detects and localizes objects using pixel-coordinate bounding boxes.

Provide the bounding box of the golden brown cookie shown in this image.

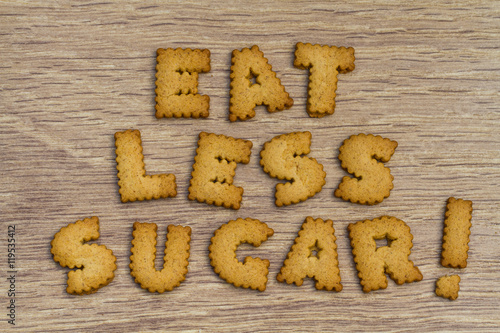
[260,131,326,206]
[130,222,191,293]
[294,42,355,118]
[335,133,398,205]
[51,217,117,295]
[209,218,274,291]
[229,45,293,121]
[348,216,423,293]
[188,132,252,209]
[441,197,473,268]
[114,129,177,203]
[155,47,211,118]
[435,275,461,300]
[277,217,342,291]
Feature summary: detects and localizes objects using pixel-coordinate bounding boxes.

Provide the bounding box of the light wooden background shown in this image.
[1,1,499,332]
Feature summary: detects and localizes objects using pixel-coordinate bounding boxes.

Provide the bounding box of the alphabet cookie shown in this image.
[335,133,398,205]
[130,222,191,293]
[348,216,423,292]
[294,42,355,118]
[277,217,342,291]
[229,45,293,121]
[155,47,211,118]
[114,129,177,203]
[51,217,117,295]
[209,218,274,291]
[441,197,473,268]
[188,132,252,209]
[260,131,326,206]
[435,275,461,300]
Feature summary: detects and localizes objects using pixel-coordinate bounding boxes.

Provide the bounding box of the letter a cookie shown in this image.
[277,217,342,291]
[229,45,293,121]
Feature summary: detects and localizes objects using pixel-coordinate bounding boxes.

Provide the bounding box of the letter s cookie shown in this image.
[51,217,117,295]
[335,133,397,205]
[260,131,326,206]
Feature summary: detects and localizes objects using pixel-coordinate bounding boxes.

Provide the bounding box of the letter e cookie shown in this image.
[155,48,211,118]
[188,132,252,209]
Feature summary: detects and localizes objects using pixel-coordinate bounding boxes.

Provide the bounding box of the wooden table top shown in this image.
[1,1,499,332]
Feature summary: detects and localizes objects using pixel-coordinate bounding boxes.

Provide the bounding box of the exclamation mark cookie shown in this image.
[435,197,473,300]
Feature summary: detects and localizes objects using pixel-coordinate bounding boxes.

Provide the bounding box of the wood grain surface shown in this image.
[1,1,499,332]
